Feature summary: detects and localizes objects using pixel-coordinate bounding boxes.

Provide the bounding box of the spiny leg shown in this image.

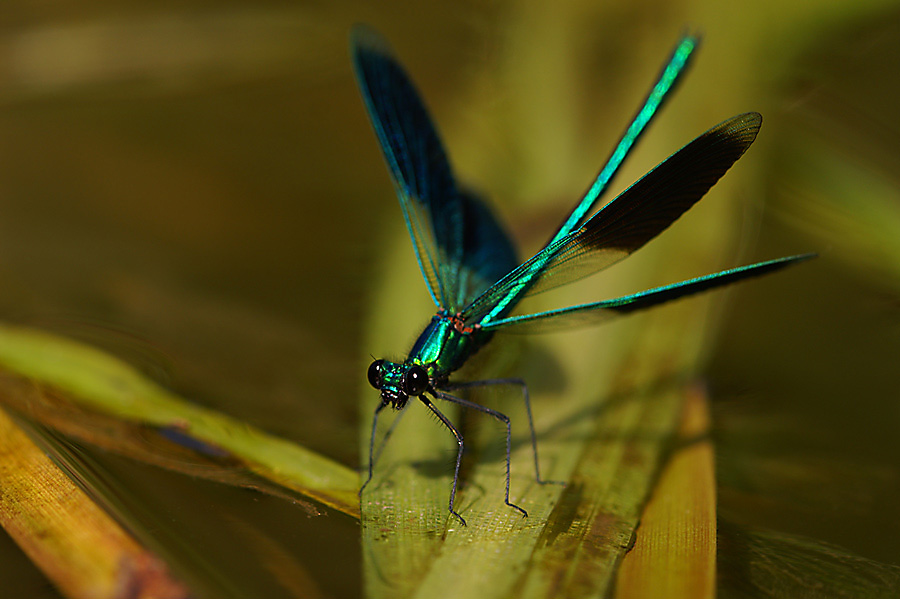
[433,389,529,519]
[444,378,564,486]
[419,394,468,526]
[359,402,388,496]
[371,403,411,476]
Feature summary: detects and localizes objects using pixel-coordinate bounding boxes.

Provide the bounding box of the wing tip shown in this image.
[726,111,763,142]
[349,24,391,60]
[773,252,818,266]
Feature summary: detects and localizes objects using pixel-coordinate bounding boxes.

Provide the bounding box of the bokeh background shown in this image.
[1,1,899,597]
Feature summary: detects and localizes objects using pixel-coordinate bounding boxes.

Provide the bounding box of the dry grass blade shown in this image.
[0,405,190,599]
[615,384,716,599]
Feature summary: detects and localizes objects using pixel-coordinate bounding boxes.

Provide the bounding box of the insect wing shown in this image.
[481,254,816,333]
[351,26,517,310]
[451,189,518,308]
[550,34,698,245]
[460,112,763,326]
[352,25,461,308]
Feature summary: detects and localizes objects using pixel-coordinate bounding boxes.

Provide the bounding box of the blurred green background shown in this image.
[1,1,899,597]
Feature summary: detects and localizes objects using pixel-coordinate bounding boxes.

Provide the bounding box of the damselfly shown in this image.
[352,25,813,526]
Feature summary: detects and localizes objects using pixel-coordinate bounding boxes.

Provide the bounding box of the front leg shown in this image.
[418,394,469,526]
[359,401,388,497]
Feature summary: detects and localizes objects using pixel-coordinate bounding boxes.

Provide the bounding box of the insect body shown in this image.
[352,25,813,526]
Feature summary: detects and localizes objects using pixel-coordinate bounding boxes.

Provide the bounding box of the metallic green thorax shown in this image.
[376,313,491,408]
[410,314,488,372]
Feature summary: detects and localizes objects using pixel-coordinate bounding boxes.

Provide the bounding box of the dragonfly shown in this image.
[352,25,813,526]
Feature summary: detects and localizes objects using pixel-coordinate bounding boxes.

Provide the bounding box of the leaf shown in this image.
[0,322,360,518]
[614,384,716,599]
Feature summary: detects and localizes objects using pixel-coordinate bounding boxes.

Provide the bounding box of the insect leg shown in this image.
[419,394,468,526]
[432,389,529,519]
[444,378,563,486]
[359,402,388,496]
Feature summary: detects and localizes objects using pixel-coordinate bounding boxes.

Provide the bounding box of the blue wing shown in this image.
[460,112,764,326]
[351,26,516,310]
[452,188,518,310]
[549,34,698,245]
[480,254,816,333]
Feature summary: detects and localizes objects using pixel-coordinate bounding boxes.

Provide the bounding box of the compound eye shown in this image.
[402,365,429,396]
[367,360,385,389]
